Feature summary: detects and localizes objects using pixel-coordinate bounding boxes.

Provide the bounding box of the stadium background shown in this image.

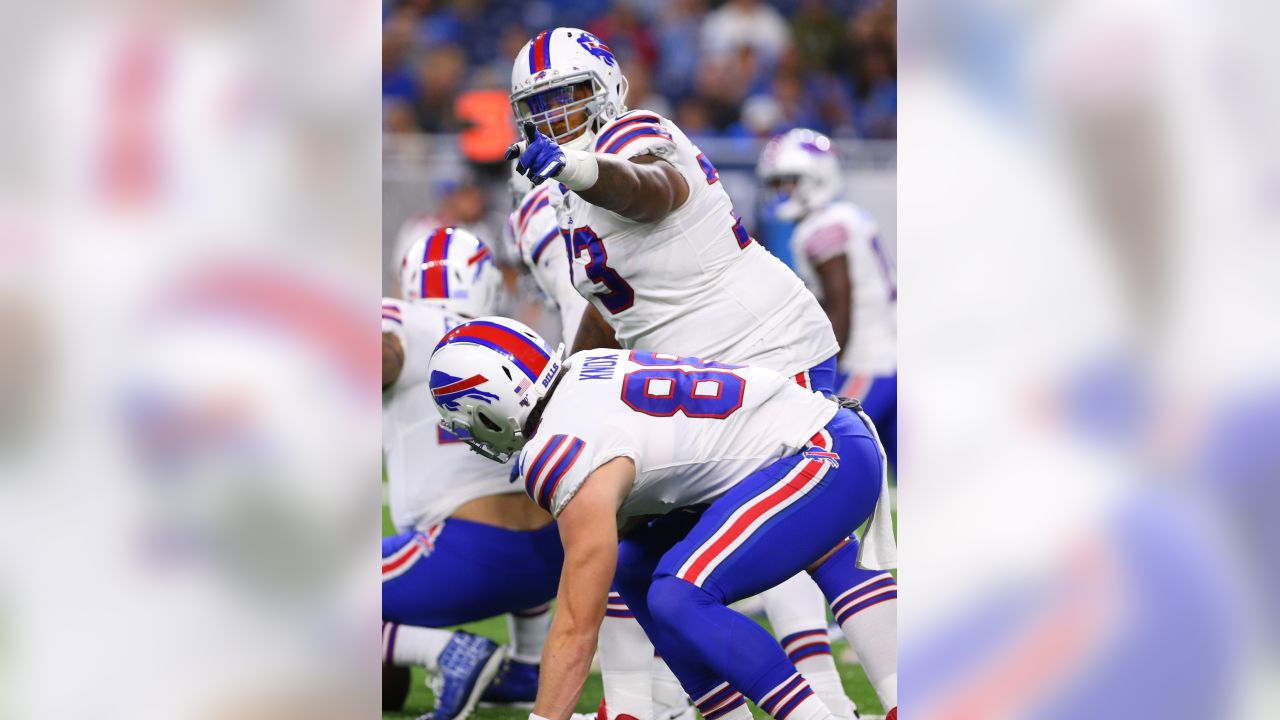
[383,1,895,717]
[383,0,897,344]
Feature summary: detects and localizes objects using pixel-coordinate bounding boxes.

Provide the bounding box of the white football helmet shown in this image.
[757,129,843,222]
[428,317,565,463]
[398,226,502,318]
[511,27,630,152]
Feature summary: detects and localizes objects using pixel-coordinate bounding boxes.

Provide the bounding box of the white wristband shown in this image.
[529,714,552,720]
[557,149,599,191]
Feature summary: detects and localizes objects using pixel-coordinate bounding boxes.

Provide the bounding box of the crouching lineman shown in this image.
[428,318,898,720]
[383,228,563,719]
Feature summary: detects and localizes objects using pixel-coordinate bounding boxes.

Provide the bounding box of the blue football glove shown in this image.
[505,122,566,184]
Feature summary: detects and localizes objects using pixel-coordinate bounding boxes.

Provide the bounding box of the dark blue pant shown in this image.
[382,519,563,627]
[614,409,883,711]
[837,371,896,470]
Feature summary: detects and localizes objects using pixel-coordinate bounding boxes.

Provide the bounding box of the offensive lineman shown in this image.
[382,227,562,719]
[503,28,896,716]
[757,130,898,469]
[428,318,897,720]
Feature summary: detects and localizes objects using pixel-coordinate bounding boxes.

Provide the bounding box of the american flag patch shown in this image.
[515,378,531,395]
[802,448,840,467]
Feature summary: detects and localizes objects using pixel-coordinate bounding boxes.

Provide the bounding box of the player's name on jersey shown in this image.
[579,353,620,381]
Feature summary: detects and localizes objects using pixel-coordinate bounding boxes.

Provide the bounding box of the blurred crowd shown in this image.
[383,0,897,140]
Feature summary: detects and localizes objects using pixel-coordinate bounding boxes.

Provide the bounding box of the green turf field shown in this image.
[383,506,888,720]
[382,614,884,720]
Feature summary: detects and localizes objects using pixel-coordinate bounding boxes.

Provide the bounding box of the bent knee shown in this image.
[613,561,653,601]
[647,575,716,628]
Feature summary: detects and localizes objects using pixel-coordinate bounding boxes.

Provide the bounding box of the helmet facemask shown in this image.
[764,174,810,222]
[441,404,524,463]
[512,72,625,151]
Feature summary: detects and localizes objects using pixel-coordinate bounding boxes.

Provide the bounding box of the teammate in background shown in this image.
[507,170,589,346]
[758,129,898,469]
[505,28,896,717]
[507,168,695,720]
[428,319,898,720]
[382,228,562,720]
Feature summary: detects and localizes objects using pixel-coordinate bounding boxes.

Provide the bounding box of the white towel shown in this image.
[853,408,898,570]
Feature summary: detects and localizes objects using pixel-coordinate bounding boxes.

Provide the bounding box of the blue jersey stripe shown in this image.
[603,126,673,155]
[595,114,661,151]
[531,227,559,264]
[539,437,584,509]
[524,435,567,501]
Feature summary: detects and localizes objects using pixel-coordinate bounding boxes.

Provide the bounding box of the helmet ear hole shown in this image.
[477,410,503,433]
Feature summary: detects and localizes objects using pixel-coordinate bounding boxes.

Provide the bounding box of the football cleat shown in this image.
[479,657,540,706]
[417,632,506,720]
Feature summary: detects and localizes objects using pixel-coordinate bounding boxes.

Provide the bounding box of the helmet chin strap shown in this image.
[521,364,567,440]
[560,129,594,153]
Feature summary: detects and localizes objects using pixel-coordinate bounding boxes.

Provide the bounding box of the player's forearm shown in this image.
[533,619,597,720]
[576,155,680,223]
[571,304,620,354]
[382,333,403,390]
[826,303,851,362]
[816,255,853,365]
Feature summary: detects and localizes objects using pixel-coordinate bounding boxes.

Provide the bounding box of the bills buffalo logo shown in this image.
[430,370,500,411]
[467,246,493,281]
[576,32,616,66]
[802,448,840,467]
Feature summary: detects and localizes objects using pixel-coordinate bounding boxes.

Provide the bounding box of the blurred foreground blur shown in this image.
[899,0,1279,717]
[0,1,380,718]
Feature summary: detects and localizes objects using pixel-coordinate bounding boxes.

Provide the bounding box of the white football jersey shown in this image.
[791,202,897,376]
[509,183,589,343]
[382,298,515,532]
[516,350,838,520]
[550,110,838,375]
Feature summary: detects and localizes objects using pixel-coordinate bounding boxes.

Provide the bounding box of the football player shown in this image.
[382,228,563,719]
[504,28,895,717]
[428,319,898,720]
[757,129,898,470]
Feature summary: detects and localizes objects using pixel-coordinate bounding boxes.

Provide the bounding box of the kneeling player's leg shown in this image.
[615,514,753,720]
[761,574,855,720]
[382,522,562,719]
[596,591,694,720]
[479,603,553,707]
[507,603,552,665]
[651,652,692,718]
[858,374,896,470]
[646,419,883,720]
[598,586,657,720]
[382,529,456,671]
[810,541,897,712]
[383,519,563,628]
